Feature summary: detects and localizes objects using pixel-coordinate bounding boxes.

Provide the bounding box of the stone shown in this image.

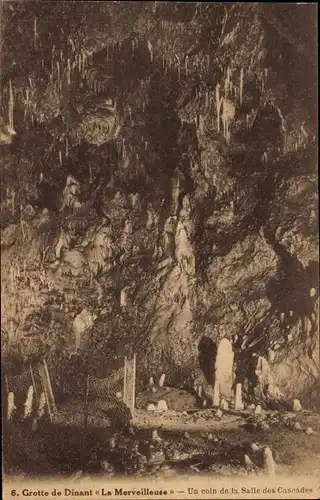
[156,400,168,412]
[184,432,190,439]
[293,422,302,431]
[215,338,234,398]
[116,391,122,399]
[208,433,213,440]
[149,377,154,386]
[262,447,276,476]
[310,288,316,297]
[292,399,302,412]
[158,374,166,387]
[305,427,314,435]
[220,399,229,411]
[234,383,243,411]
[147,404,156,412]
[248,404,256,411]
[152,387,157,393]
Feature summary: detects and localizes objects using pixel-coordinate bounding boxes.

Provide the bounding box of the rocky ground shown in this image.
[3,385,320,479]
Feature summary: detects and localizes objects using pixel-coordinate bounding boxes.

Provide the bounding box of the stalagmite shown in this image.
[67,58,71,85]
[215,338,234,398]
[7,392,16,420]
[120,287,128,307]
[254,404,263,415]
[251,443,260,452]
[158,373,165,387]
[305,427,314,435]
[34,17,37,49]
[215,84,223,134]
[220,399,229,411]
[240,67,244,105]
[149,377,154,386]
[152,429,162,442]
[8,79,15,134]
[147,40,153,62]
[147,404,156,411]
[244,454,253,467]
[24,385,34,419]
[157,400,168,412]
[292,399,302,412]
[262,447,276,476]
[213,380,220,406]
[234,383,243,411]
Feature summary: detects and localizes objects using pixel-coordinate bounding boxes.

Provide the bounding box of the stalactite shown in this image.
[51,45,55,73]
[82,52,86,79]
[67,58,71,85]
[8,79,15,133]
[239,67,244,105]
[215,83,223,134]
[34,17,37,49]
[59,150,62,165]
[185,55,189,76]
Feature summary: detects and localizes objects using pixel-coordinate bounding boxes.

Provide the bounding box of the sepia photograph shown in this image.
[1,2,319,499]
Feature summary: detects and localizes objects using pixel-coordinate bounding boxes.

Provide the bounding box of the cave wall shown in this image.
[1,2,318,407]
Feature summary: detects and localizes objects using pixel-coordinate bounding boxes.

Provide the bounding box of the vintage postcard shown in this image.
[1,2,319,499]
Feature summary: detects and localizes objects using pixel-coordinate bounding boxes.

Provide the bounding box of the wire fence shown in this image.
[4,354,137,429]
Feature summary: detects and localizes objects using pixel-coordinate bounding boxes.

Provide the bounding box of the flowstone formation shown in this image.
[1,2,318,409]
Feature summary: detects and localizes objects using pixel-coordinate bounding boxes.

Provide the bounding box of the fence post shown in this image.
[123,356,127,406]
[132,354,136,417]
[29,363,38,399]
[38,358,57,422]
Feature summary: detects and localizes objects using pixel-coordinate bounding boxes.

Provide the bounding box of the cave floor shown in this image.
[3,408,320,478]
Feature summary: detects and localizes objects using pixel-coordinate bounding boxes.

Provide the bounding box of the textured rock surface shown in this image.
[1,3,318,409]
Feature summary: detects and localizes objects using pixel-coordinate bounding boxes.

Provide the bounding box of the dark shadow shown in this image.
[198,336,217,385]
